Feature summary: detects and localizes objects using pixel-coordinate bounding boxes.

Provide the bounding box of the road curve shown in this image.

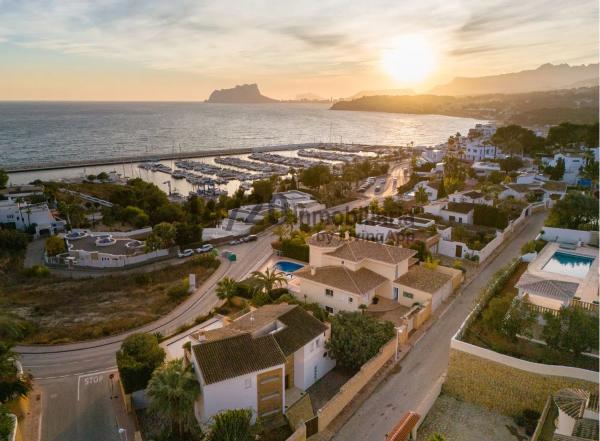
[17,231,275,379]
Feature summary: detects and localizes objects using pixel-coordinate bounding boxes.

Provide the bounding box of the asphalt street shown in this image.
[332,211,547,441]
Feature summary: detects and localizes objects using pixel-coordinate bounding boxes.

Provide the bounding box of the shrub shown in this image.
[192,253,219,268]
[45,235,66,256]
[327,312,395,371]
[0,407,14,441]
[116,333,165,394]
[21,265,50,278]
[520,240,537,255]
[515,409,540,436]
[167,279,189,301]
[251,290,272,307]
[0,229,29,252]
[473,204,508,229]
[269,287,288,301]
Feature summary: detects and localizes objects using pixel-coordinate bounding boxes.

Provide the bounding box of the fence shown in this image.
[572,299,599,314]
[317,337,397,431]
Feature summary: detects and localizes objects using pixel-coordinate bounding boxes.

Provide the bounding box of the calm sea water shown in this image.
[0,102,484,167]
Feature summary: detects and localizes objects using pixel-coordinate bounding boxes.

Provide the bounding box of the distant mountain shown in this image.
[330,87,599,126]
[347,88,414,100]
[429,63,599,96]
[207,84,278,103]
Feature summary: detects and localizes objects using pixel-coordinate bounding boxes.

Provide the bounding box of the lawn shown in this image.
[462,262,598,371]
[0,255,220,344]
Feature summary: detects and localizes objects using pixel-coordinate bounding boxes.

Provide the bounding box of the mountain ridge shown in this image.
[429,63,599,96]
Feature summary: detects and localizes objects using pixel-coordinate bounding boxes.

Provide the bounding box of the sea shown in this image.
[1,102,485,192]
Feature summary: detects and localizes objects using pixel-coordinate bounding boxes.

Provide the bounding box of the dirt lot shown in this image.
[1,255,219,344]
[417,395,527,441]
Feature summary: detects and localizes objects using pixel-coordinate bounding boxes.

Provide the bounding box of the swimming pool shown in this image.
[274,261,305,273]
[542,251,595,278]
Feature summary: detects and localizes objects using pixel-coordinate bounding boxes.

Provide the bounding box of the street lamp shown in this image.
[118,428,128,441]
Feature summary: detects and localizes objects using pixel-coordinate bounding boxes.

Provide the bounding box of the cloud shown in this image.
[0,0,597,87]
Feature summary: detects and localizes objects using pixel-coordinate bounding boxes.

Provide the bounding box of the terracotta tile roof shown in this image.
[273,307,327,355]
[444,202,475,214]
[464,190,484,199]
[516,273,579,302]
[294,265,388,295]
[573,418,599,440]
[394,265,452,294]
[387,412,420,441]
[193,305,327,383]
[193,333,286,385]
[554,389,590,419]
[324,239,417,264]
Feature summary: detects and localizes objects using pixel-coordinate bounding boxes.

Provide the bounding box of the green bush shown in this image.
[473,204,508,229]
[21,265,50,278]
[520,240,537,255]
[251,290,272,307]
[116,333,165,394]
[192,253,219,268]
[0,229,29,252]
[280,238,309,262]
[0,407,14,441]
[515,409,540,436]
[167,279,190,301]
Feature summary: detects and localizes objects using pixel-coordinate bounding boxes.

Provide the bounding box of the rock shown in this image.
[206,84,278,103]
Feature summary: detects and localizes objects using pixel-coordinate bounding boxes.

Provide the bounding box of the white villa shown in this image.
[0,200,65,237]
[423,201,475,224]
[51,229,169,268]
[472,161,502,176]
[229,191,326,225]
[292,233,456,314]
[413,181,443,201]
[190,304,335,423]
[449,190,493,206]
[542,153,585,185]
[463,140,498,162]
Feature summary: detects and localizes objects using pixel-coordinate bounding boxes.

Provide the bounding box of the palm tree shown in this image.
[415,187,429,204]
[251,267,287,295]
[0,342,32,403]
[215,277,238,306]
[147,359,201,440]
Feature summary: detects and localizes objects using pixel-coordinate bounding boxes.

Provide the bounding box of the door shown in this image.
[305,416,319,437]
[455,245,462,258]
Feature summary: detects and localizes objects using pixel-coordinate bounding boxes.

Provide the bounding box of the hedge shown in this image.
[280,239,309,262]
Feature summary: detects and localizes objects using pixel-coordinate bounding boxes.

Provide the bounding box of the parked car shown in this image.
[243,235,258,242]
[195,244,214,254]
[374,185,382,193]
[178,249,194,258]
[229,239,241,245]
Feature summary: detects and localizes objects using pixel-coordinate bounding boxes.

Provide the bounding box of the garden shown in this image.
[461,260,599,371]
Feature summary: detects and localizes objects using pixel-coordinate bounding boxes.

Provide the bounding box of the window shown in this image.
[393,287,399,300]
[313,366,318,381]
[325,306,334,314]
[244,378,252,389]
[325,288,333,297]
[403,292,414,299]
[323,352,328,358]
[348,297,353,303]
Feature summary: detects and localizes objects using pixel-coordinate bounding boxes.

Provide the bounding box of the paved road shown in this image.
[18,231,275,441]
[332,212,547,441]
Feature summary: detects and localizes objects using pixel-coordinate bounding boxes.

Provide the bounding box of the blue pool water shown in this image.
[274,261,305,273]
[542,251,595,278]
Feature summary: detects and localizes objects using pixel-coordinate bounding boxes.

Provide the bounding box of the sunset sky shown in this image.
[1,0,598,101]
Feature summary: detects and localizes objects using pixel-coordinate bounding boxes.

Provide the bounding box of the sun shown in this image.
[381,34,437,84]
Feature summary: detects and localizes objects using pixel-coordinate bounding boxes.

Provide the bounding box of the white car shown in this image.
[195,244,214,254]
[229,239,241,245]
[178,249,194,258]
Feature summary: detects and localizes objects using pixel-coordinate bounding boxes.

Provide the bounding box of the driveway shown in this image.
[24,238,46,268]
[331,212,547,441]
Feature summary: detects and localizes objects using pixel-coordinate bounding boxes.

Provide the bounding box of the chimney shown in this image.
[310,266,316,276]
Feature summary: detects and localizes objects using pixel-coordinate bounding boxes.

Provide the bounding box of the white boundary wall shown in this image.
[540,227,598,245]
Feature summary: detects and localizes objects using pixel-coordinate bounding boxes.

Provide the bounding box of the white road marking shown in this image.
[77,368,117,401]
[35,366,118,381]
